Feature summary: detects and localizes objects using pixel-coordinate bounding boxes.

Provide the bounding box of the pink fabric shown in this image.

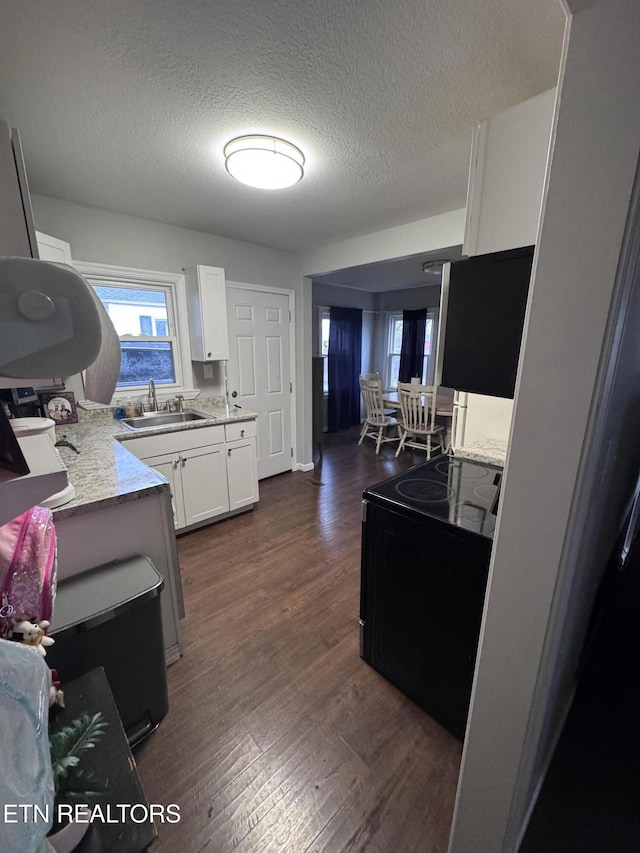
[0,506,57,636]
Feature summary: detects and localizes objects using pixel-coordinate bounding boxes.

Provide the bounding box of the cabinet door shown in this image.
[185,265,229,361]
[145,453,184,531]
[361,502,491,740]
[226,438,259,511]
[180,444,229,526]
[0,120,37,257]
[36,231,72,264]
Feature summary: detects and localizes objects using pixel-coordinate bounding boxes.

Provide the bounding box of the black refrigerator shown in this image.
[360,455,501,739]
[521,470,640,851]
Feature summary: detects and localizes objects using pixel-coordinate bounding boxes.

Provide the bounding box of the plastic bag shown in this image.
[0,639,54,853]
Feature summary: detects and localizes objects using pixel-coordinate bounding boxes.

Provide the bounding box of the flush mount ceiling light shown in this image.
[224,135,305,190]
[422,259,449,276]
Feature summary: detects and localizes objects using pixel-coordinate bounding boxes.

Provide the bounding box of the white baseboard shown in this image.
[296,462,315,472]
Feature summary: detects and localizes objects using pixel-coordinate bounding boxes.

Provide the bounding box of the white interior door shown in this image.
[226,284,292,479]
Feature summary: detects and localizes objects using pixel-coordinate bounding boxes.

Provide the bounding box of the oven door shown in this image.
[360,499,492,739]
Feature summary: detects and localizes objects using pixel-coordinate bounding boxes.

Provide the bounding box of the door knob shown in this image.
[231,390,238,398]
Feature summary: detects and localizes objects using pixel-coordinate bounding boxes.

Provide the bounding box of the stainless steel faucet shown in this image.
[148,378,158,411]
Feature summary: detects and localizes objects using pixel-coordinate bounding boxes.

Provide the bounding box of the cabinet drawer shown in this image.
[121,423,225,460]
[225,420,256,442]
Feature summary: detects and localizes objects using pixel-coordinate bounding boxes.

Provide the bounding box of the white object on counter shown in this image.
[0,434,68,526]
[40,481,76,509]
[10,416,56,444]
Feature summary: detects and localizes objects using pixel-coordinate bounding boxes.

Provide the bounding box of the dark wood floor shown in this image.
[136,428,462,853]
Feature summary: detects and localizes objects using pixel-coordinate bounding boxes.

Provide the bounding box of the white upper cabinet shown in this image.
[456,89,557,447]
[0,119,38,258]
[35,231,72,264]
[463,88,556,257]
[184,265,229,361]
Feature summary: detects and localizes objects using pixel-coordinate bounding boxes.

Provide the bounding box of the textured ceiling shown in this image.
[0,0,564,254]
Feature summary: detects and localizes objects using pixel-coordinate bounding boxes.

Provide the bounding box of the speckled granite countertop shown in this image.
[52,399,257,520]
[454,437,507,467]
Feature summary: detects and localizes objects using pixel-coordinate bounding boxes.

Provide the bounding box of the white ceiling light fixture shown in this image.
[224,135,305,190]
[422,259,450,277]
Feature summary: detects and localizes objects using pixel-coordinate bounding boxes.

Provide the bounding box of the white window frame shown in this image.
[386,313,404,389]
[319,307,330,394]
[73,261,194,401]
[385,310,438,389]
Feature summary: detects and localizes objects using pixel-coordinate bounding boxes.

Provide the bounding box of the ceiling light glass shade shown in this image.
[224,135,305,190]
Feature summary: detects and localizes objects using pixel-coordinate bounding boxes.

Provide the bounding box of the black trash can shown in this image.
[47,555,169,746]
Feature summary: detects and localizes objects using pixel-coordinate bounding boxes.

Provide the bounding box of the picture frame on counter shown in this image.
[40,390,79,425]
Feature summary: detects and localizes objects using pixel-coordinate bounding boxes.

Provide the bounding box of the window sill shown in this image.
[78,388,202,410]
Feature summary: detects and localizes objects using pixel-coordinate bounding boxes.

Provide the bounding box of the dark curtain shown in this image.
[327,306,362,432]
[398,308,427,383]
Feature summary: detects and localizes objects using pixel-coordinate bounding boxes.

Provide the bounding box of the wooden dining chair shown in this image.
[395,381,444,459]
[358,375,400,454]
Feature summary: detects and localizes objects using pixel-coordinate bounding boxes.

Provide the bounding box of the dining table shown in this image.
[382,390,455,452]
[382,391,454,417]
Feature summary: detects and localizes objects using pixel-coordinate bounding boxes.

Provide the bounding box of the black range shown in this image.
[363,455,502,538]
[360,455,502,739]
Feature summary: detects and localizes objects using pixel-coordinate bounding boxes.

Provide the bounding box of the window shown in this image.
[386,311,436,388]
[320,309,330,393]
[74,262,192,399]
[387,315,404,389]
[139,315,153,336]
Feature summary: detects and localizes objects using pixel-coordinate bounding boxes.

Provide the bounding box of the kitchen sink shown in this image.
[120,411,214,431]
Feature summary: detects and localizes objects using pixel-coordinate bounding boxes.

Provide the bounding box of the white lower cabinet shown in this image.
[145,445,228,530]
[123,419,258,532]
[226,437,259,510]
[145,453,184,529]
[181,443,229,525]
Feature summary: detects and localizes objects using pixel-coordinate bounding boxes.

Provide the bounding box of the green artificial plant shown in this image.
[49,711,108,802]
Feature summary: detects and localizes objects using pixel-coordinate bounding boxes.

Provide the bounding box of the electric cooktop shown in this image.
[363,455,502,538]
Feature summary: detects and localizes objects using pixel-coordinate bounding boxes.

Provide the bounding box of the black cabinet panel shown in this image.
[441,245,533,399]
[361,501,492,739]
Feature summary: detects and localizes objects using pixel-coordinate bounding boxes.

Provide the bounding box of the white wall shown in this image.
[32,195,299,287]
[30,194,314,464]
[376,285,440,312]
[312,281,376,313]
[449,2,640,850]
[461,393,513,444]
[302,208,465,277]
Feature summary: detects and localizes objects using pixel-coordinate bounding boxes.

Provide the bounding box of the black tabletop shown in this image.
[48,667,156,853]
